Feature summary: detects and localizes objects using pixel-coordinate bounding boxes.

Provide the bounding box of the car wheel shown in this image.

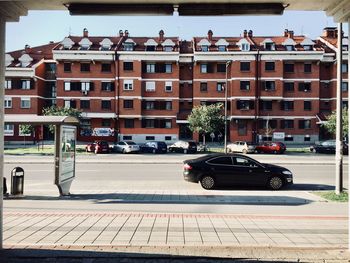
[184,149,188,154]
[268,176,283,190]
[152,149,156,154]
[242,149,248,154]
[122,148,126,154]
[273,150,277,154]
[200,175,215,190]
[312,148,317,153]
[94,149,98,154]
[227,148,231,153]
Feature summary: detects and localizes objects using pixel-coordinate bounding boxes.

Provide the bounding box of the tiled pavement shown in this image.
[3,211,347,249]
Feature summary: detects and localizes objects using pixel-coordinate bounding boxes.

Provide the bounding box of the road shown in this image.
[3,161,348,216]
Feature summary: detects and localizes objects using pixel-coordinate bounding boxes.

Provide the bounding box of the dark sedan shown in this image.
[140,141,168,154]
[183,153,293,190]
[310,140,348,155]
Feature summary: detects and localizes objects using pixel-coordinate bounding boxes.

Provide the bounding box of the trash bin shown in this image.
[11,167,24,196]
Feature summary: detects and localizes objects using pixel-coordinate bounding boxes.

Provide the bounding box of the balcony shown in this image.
[177,110,192,120]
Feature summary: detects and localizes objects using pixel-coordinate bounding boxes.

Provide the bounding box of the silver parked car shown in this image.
[226,141,256,154]
[113,141,140,154]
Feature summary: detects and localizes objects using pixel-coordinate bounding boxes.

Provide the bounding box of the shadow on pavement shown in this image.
[5,192,313,206]
[0,248,328,263]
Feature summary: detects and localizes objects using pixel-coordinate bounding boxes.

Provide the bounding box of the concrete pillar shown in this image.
[335,23,343,195]
[0,15,5,249]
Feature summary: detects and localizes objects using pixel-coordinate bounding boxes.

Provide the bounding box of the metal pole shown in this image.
[224,61,230,154]
[347,17,350,252]
[0,16,6,249]
[335,23,343,195]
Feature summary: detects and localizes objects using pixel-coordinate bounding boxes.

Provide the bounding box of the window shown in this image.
[284,63,294,73]
[165,81,172,92]
[259,120,277,129]
[20,98,30,108]
[280,101,294,111]
[342,63,348,73]
[240,62,250,71]
[298,82,311,92]
[265,43,275,51]
[123,100,133,109]
[284,82,294,92]
[145,81,156,92]
[238,120,247,136]
[124,43,134,51]
[200,64,208,73]
[5,80,11,89]
[123,135,132,140]
[342,82,348,92]
[64,100,76,109]
[240,81,250,91]
[241,43,250,51]
[265,62,275,71]
[201,45,209,52]
[146,63,156,73]
[145,101,155,110]
[146,46,156,51]
[259,100,272,111]
[165,120,172,128]
[4,124,14,136]
[285,45,294,51]
[217,82,224,92]
[80,100,90,109]
[124,119,134,128]
[102,119,111,127]
[123,62,133,71]
[145,119,155,128]
[21,80,31,89]
[304,136,311,142]
[299,120,311,129]
[64,62,71,72]
[64,100,71,108]
[165,136,172,141]
[4,98,12,108]
[304,63,312,73]
[303,45,312,51]
[165,101,172,110]
[123,80,133,90]
[64,82,71,91]
[304,101,312,111]
[217,64,226,73]
[264,81,275,91]
[80,63,90,72]
[281,120,294,129]
[285,136,294,141]
[208,157,232,165]
[146,136,155,141]
[218,45,226,52]
[237,100,254,110]
[164,46,172,52]
[165,64,172,73]
[81,82,90,92]
[101,63,111,72]
[200,82,208,92]
[101,100,111,110]
[101,82,114,91]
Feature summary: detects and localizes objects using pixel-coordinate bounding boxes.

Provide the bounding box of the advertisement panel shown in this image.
[58,125,76,184]
[273,132,285,140]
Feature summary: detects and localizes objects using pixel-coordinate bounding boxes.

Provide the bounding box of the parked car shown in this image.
[255,142,286,154]
[140,141,168,154]
[168,141,197,154]
[226,141,256,154]
[113,141,140,154]
[183,153,293,190]
[310,140,348,155]
[85,141,110,154]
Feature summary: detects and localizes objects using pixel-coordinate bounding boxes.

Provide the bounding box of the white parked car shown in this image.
[226,141,256,154]
[113,141,140,154]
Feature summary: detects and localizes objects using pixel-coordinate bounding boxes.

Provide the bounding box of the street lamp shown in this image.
[224,61,231,154]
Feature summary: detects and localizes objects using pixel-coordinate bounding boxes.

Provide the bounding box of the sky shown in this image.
[5,10,348,52]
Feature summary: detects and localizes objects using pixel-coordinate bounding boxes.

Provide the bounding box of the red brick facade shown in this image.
[4,27,349,144]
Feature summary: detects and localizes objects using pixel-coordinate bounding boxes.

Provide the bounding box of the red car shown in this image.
[86,141,110,154]
[255,142,286,154]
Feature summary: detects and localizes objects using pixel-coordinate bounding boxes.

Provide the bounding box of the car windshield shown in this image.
[127,141,136,145]
[188,142,197,146]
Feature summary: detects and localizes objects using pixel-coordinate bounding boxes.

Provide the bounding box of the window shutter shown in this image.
[30,80,35,89]
[142,63,146,73]
[111,82,115,91]
[141,101,146,110]
[280,120,285,129]
[249,101,255,109]
[141,119,146,128]
[298,83,304,91]
[90,82,94,91]
[298,120,304,129]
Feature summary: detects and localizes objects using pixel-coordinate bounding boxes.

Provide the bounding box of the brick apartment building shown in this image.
[4,27,349,145]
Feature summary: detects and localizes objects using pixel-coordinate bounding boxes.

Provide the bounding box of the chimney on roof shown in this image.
[159,30,164,42]
[248,30,253,38]
[288,30,294,39]
[243,30,248,38]
[208,30,213,41]
[83,28,88,37]
[322,27,338,38]
[124,30,129,38]
[24,44,31,53]
[119,30,124,37]
[284,29,289,37]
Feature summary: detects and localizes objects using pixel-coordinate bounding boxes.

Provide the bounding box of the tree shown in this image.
[19,124,34,147]
[321,108,348,140]
[187,103,224,145]
[42,106,82,133]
